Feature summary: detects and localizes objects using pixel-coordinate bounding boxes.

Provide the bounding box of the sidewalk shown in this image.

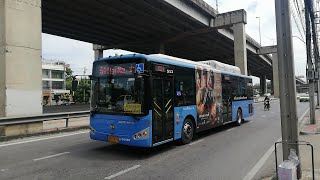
[300,109,320,135]
[299,109,320,179]
[256,109,320,180]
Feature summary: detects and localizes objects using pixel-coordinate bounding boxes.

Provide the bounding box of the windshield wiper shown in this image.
[90,105,101,116]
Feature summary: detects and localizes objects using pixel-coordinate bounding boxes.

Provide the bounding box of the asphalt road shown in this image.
[0,100,309,180]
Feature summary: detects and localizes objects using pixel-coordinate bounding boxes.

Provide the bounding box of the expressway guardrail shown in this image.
[0,111,90,126]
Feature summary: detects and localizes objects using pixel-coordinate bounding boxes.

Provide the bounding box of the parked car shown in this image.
[299,93,309,102]
[264,93,271,97]
[253,94,260,98]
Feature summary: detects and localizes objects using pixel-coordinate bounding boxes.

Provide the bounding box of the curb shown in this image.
[298,108,320,135]
[298,109,309,134]
[300,131,320,135]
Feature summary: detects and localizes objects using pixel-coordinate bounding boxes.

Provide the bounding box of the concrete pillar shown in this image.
[94,50,103,60]
[233,23,248,75]
[0,0,42,117]
[260,75,267,95]
[272,53,280,97]
[93,44,104,60]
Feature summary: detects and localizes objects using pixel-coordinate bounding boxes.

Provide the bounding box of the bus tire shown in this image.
[235,109,242,126]
[180,118,194,144]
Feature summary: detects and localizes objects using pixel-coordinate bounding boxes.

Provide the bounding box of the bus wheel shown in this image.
[235,109,242,126]
[181,118,194,144]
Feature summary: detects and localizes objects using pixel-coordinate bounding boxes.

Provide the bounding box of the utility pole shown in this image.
[83,67,87,103]
[275,0,301,178]
[305,0,316,124]
[309,0,320,109]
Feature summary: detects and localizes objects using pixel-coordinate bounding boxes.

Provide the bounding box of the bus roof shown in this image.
[96,53,251,78]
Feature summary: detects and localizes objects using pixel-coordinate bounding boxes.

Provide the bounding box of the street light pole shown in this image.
[216,0,218,12]
[275,0,301,178]
[256,17,262,45]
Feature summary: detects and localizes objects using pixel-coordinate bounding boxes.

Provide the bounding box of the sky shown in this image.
[42,0,307,84]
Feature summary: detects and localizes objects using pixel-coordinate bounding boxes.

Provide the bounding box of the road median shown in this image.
[0,114,89,142]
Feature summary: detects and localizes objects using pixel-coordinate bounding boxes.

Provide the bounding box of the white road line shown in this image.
[0,169,8,172]
[189,139,204,146]
[243,107,310,180]
[242,138,281,180]
[226,128,235,132]
[261,115,266,118]
[104,165,141,180]
[33,152,70,161]
[248,121,254,124]
[0,130,89,148]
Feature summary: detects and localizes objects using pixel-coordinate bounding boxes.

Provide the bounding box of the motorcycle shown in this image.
[264,101,270,111]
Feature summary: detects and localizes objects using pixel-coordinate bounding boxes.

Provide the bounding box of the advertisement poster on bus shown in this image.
[214,72,223,124]
[196,66,218,129]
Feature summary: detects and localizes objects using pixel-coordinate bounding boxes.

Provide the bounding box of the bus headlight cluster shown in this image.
[90,126,96,134]
[133,127,149,140]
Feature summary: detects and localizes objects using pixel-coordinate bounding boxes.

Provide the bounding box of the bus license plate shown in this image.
[108,135,119,144]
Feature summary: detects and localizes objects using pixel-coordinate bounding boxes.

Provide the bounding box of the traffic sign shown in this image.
[136,63,144,74]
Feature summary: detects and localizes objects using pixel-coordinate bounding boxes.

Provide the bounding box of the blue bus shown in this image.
[90,54,254,147]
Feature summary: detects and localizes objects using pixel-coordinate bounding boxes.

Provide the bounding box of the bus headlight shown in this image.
[90,126,96,134]
[133,127,149,139]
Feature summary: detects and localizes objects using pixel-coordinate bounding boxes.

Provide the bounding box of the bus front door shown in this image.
[152,77,174,145]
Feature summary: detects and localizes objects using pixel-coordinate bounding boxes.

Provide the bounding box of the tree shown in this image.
[64,67,91,103]
[65,67,73,91]
[74,79,91,103]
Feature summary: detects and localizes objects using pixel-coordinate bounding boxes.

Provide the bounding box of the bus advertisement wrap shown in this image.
[196,66,223,130]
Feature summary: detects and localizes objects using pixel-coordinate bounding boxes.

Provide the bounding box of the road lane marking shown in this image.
[0,130,89,148]
[226,128,235,132]
[242,137,281,180]
[0,169,8,172]
[33,152,70,161]
[104,165,141,179]
[248,121,254,124]
[189,139,204,146]
[243,107,310,180]
[261,115,266,118]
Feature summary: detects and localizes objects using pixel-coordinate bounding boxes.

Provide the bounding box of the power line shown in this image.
[291,1,306,40]
[294,0,306,34]
[291,8,305,40]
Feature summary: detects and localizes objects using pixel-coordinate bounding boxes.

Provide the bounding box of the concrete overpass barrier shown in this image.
[0,111,89,138]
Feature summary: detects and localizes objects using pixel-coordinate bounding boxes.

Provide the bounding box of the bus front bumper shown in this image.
[90,127,152,147]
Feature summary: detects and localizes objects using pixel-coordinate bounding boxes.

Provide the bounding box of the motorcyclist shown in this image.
[264,96,270,109]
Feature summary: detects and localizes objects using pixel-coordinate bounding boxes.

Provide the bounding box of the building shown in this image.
[42,60,70,105]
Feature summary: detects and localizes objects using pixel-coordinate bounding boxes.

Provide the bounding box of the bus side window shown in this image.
[246,78,253,100]
[175,67,195,106]
[239,77,247,97]
[231,75,239,97]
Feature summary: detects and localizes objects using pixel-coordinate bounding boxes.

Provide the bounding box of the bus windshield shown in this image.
[91,62,145,115]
